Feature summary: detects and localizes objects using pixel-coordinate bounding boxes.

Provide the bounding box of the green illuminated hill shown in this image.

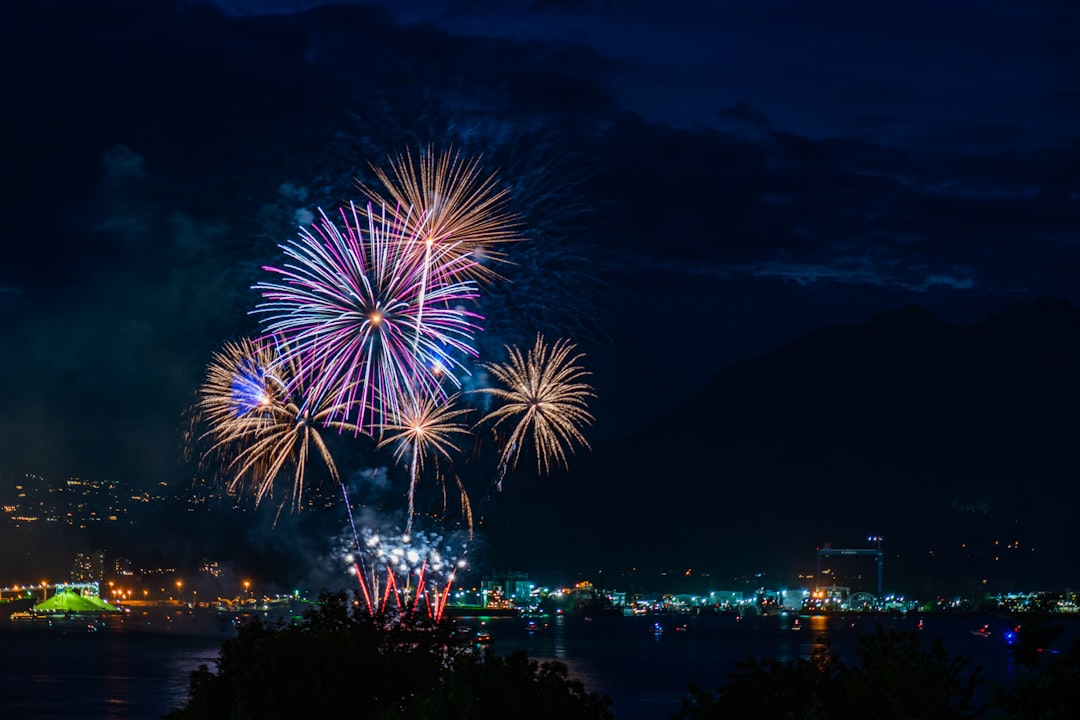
[34,588,119,613]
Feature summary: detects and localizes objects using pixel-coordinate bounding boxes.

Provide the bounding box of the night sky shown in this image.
[1,0,1078,585]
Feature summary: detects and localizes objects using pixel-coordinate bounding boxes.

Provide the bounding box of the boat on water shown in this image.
[10,610,112,631]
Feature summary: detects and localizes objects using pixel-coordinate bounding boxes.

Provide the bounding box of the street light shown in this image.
[176,579,183,603]
[243,580,251,600]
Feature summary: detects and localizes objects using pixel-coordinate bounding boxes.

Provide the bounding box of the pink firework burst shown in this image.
[254,202,483,433]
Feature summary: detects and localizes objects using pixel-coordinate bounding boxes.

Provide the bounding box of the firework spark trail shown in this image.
[477,334,595,488]
[382,570,397,613]
[412,559,428,618]
[352,561,374,609]
[378,391,472,535]
[433,573,454,623]
[198,337,365,512]
[421,557,460,624]
[456,476,474,540]
[253,201,483,434]
[339,481,364,558]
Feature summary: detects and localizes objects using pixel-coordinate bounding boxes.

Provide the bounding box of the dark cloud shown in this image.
[303,0,1080,149]
[590,116,1080,293]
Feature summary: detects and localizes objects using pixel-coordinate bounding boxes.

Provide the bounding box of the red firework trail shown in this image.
[384,567,406,612]
[381,570,394,613]
[352,562,373,611]
[434,574,455,623]
[412,560,428,618]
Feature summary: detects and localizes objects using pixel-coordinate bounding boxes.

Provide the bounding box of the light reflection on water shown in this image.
[551,612,567,657]
[0,629,221,720]
[484,612,1044,720]
[1,613,1072,720]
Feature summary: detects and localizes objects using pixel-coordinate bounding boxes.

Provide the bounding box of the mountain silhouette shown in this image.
[492,298,1080,596]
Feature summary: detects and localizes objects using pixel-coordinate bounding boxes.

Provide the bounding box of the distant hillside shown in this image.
[493,298,1080,595]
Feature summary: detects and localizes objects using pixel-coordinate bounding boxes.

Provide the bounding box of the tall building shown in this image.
[71,550,106,584]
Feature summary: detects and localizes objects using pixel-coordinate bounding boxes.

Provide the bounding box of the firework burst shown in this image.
[478,334,595,486]
[198,337,283,437]
[253,201,483,433]
[378,391,472,535]
[198,336,363,511]
[360,146,521,285]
